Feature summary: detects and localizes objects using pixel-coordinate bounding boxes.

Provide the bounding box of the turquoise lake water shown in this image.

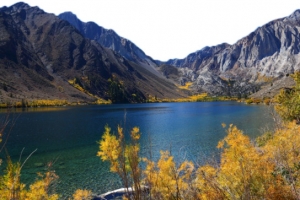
[0,102,275,198]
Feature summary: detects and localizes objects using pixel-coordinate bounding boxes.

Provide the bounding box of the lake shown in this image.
[0,102,275,198]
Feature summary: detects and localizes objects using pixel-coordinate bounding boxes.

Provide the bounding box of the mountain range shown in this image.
[0,2,299,104]
[0,2,185,104]
[164,10,300,96]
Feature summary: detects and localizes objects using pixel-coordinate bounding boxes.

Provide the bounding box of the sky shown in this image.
[2,0,300,61]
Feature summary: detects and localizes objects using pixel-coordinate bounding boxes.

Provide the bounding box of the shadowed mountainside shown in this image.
[0,2,186,104]
[58,12,161,78]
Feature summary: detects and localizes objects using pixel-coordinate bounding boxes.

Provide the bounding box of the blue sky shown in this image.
[2,0,300,61]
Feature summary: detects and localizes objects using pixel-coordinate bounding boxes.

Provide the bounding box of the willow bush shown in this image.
[99,104,300,200]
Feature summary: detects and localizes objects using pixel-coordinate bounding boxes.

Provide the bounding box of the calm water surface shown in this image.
[0,102,275,198]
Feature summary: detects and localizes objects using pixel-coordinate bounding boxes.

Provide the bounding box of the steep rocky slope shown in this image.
[250,75,295,99]
[164,10,300,97]
[58,12,161,77]
[0,3,185,104]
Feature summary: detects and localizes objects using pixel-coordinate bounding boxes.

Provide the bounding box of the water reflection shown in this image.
[0,106,69,113]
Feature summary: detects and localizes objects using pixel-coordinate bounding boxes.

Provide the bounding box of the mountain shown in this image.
[164,9,300,97]
[0,2,185,104]
[58,12,161,77]
[1,2,299,102]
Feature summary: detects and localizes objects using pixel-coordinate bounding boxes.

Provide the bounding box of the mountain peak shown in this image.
[59,11,78,20]
[288,9,300,21]
[58,11,82,27]
[9,2,33,12]
[0,2,46,15]
[0,2,29,13]
[59,12,157,67]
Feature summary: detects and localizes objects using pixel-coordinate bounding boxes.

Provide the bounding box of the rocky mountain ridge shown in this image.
[0,2,185,104]
[163,9,300,96]
[58,12,161,77]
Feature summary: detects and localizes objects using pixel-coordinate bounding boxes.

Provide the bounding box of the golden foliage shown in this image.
[0,158,59,200]
[24,171,59,200]
[263,97,271,105]
[0,159,25,200]
[98,121,300,199]
[94,98,111,105]
[97,125,142,199]
[28,99,68,107]
[196,165,225,200]
[147,93,236,103]
[177,82,193,90]
[264,123,300,191]
[216,124,274,199]
[0,99,70,108]
[97,125,121,172]
[0,103,7,108]
[274,71,300,123]
[69,78,111,104]
[196,123,300,199]
[68,78,86,93]
[72,189,92,200]
[245,98,262,104]
[0,118,60,199]
[143,151,195,199]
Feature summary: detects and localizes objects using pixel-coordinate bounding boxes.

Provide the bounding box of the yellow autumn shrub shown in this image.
[274,71,300,123]
[196,165,225,200]
[24,171,59,200]
[0,158,59,200]
[262,122,300,199]
[97,125,121,172]
[143,151,195,199]
[0,159,25,200]
[194,123,300,200]
[97,125,143,200]
[72,189,92,200]
[215,124,274,199]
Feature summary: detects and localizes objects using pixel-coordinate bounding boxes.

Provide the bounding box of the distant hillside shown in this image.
[163,9,300,97]
[0,2,186,104]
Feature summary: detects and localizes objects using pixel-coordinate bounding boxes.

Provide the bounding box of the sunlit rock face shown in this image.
[164,9,300,96]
